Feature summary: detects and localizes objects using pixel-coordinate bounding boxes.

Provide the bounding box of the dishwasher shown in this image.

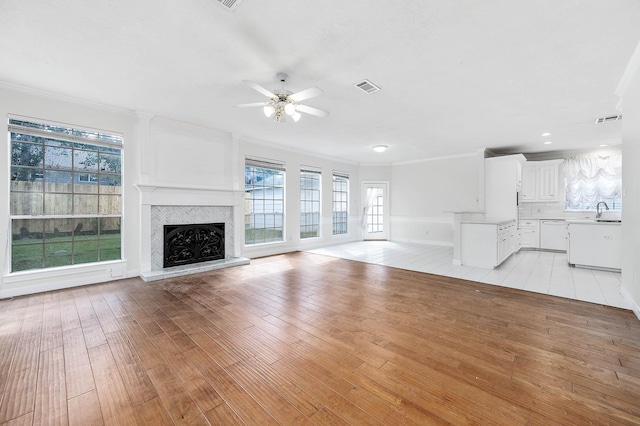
[540,220,567,251]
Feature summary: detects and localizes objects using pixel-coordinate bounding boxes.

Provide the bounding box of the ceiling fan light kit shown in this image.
[236,72,329,123]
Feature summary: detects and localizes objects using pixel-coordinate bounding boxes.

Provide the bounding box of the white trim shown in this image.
[620,285,640,321]
[0,80,137,117]
[392,151,480,166]
[389,216,452,224]
[237,134,360,166]
[1,260,128,298]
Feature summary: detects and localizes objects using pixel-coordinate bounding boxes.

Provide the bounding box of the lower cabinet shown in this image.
[461,221,517,268]
[568,223,621,270]
[519,219,539,249]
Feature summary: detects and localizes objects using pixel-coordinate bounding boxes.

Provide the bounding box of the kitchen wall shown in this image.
[519,146,623,221]
[620,45,640,319]
[389,152,483,245]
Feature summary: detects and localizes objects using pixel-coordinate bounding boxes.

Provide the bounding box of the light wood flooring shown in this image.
[1,251,639,425]
[309,241,629,309]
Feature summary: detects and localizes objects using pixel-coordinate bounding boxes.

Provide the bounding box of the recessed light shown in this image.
[541,132,551,137]
[372,145,388,153]
[543,141,552,145]
[599,144,609,147]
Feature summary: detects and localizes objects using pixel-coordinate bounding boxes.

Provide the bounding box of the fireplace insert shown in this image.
[163,223,225,268]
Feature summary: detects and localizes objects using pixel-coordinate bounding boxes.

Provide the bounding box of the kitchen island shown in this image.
[460,218,518,269]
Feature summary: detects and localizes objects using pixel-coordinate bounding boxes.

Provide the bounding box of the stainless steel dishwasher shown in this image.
[540,220,567,251]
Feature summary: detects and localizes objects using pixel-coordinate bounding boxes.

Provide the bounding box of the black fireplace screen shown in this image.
[163,223,225,268]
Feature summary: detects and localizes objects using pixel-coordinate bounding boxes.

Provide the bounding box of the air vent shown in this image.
[354,79,381,94]
[595,115,622,124]
[215,0,242,11]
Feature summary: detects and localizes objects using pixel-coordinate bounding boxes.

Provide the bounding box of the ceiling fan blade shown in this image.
[235,102,270,108]
[242,80,276,98]
[289,86,323,102]
[296,104,329,117]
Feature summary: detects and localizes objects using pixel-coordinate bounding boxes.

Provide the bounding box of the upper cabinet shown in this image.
[520,160,563,202]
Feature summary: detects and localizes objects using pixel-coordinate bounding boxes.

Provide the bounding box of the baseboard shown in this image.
[620,285,640,321]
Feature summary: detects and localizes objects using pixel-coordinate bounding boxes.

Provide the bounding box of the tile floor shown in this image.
[307,241,630,310]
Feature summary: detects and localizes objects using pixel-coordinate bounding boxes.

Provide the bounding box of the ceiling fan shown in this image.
[235,73,329,123]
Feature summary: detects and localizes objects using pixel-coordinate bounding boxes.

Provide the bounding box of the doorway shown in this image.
[362,182,388,240]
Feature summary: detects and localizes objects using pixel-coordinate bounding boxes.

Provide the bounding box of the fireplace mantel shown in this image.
[134,184,243,207]
[136,183,247,281]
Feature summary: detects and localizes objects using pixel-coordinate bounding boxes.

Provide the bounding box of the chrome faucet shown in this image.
[596,201,609,218]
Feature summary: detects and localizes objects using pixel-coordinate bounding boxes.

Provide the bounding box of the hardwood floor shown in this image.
[1,251,639,425]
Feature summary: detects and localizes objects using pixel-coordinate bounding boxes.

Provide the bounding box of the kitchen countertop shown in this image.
[567,219,622,225]
[461,218,515,226]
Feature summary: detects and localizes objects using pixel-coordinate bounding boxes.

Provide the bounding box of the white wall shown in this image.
[389,153,483,245]
[0,86,138,297]
[621,55,640,319]
[0,86,363,295]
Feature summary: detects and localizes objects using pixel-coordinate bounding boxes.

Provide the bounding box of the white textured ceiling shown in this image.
[1,0,639,164]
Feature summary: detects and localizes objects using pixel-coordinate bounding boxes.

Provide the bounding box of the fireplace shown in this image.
[163,223,225,268]
[136,185,249,281]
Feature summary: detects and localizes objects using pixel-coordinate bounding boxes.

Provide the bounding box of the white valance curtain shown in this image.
[564,152,622,210]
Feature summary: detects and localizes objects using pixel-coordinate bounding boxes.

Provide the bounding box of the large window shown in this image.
[565,152,622,210]
[332,172,349,235]
[300,167,321,239]
[9,117,123,272]
[245,158,285,245]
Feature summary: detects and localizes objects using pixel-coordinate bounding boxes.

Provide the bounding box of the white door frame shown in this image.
[362,181,389,240]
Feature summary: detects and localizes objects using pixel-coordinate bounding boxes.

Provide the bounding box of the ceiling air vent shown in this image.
[215,0,242,12]
[595,115,622,124]
[354,79,381,94]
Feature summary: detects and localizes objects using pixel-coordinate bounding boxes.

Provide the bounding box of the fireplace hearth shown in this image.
[163,223,225,268]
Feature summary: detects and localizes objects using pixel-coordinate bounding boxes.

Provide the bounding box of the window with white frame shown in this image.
[9,117,123,272]
[244,157,285,245]
[300,166,321,239]
[332,172,349,235]
[565,152,622,210]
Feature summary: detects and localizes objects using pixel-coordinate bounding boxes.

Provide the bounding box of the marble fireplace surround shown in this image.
[136,184,249,281]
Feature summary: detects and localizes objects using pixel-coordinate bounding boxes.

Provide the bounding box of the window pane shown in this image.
[44,218,74,242]
[44,242,74,268]
[10,167,44,192]
[45,194,73,215]
[74,150,100,172]
[73,240,100,265]
[11,192,43,215]
[9,119,123,272]
[245,164,285,245]
[45,170,73,190]
[99,153,121,174]
[44,146,73,170]
[12,219,45,245]
[99,195,121,215]
[75,173,100,194]
[12,244,44,272]
[11,142,43,167]
[72,194,98,215]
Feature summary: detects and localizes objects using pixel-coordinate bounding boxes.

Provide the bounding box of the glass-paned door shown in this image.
[362,182,388,240]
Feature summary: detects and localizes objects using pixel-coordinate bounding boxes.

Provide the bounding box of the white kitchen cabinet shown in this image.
[520,160,563,202]
[520,166,538,201]
[485,154,525,220]
[519,219,539,249]
[567,222,621,270]
[461,221,517,268]
[540,220,567,251]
